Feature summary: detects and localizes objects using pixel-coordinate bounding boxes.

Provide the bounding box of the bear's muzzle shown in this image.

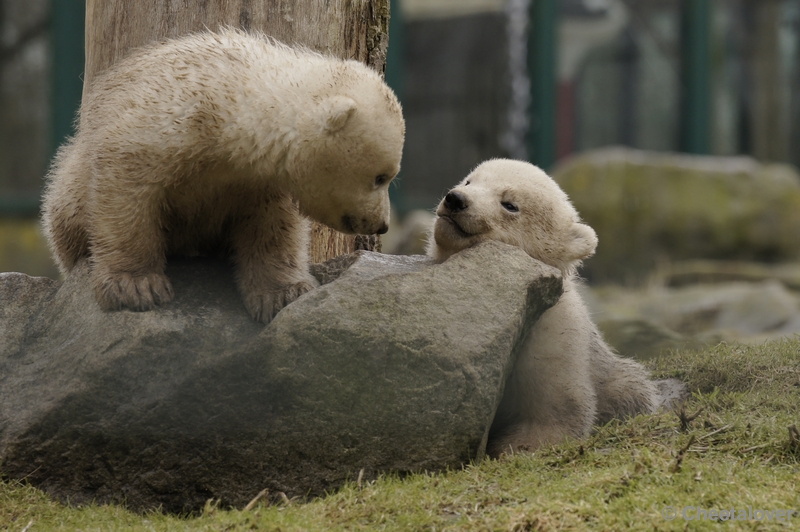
[443,191,468,213]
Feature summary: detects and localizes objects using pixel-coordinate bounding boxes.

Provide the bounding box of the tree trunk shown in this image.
[83,0,390,262]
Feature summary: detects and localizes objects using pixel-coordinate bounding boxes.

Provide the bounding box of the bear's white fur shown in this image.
[42,29,405,323]
[428,159,658,456]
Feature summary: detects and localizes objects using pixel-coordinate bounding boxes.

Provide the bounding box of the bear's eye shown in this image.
[374,174,389,187]
[501,201,519,213]
[464,180,471,186]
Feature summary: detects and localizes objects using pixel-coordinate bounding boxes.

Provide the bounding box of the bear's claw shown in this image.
[93,271,175,312]
[245,280,316,324]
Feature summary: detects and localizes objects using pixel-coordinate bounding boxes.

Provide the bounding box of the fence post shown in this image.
[528,0,557,170]
[680,0,711,154]
[51,0,85,155]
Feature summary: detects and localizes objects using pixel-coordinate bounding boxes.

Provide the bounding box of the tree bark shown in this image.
[83,0,390,262]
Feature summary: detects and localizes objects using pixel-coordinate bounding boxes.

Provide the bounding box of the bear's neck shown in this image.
[220,58,337,179]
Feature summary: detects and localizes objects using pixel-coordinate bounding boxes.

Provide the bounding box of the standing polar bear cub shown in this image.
[429,159,658,456]
[43,29,404,323]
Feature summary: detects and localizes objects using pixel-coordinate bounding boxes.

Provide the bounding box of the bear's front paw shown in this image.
[93,271,175,312]
[244,280,316,324]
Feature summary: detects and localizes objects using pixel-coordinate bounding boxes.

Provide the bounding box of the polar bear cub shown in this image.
[429,159,658,456]
[42,29,404,323]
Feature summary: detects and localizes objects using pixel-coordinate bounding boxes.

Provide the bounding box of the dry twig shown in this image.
[678,406,705,432]
[244,488,269,511]
[789,424,800,448]
[671,435,696,473]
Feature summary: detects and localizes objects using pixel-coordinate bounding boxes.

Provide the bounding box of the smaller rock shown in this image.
[597,318,710,360]
[653,259,800,291]
[640,281,799,337]
[554,147,800,283]
[586,279,800,353]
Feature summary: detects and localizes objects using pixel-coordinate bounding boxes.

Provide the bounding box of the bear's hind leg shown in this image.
[487,300,598,457]
[590,332,658,425]
[89,179,173,311]
[231,192,319,323]
[487,375,597,457]
[488,421,587,457]
[42,143,91,272]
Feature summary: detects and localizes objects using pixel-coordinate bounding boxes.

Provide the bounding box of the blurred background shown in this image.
[1,0,799,357]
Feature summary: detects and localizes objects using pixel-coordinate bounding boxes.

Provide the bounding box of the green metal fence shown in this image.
[0,0,84,217]
[0,0,743,217]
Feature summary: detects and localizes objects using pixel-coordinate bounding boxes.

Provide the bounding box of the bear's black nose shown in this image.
[443,191,468,213]
[376,222,389,235]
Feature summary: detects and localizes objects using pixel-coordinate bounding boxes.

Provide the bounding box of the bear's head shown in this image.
[429,159,597,275]
[288,80,404,236]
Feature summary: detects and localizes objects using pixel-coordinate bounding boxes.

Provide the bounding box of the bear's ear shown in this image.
[320,96,357,133]
[566,222,598,261]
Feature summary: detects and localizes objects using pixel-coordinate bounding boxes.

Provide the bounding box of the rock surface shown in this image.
[554,147,800,283]
[585,280,800,359]
[0,242,563,513]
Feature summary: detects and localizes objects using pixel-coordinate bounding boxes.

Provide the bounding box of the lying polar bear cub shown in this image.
[428,159,658,456]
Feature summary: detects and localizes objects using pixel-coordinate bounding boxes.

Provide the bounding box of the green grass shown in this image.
[3,338,799,531]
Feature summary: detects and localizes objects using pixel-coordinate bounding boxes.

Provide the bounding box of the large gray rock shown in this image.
[0,242,562,513]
